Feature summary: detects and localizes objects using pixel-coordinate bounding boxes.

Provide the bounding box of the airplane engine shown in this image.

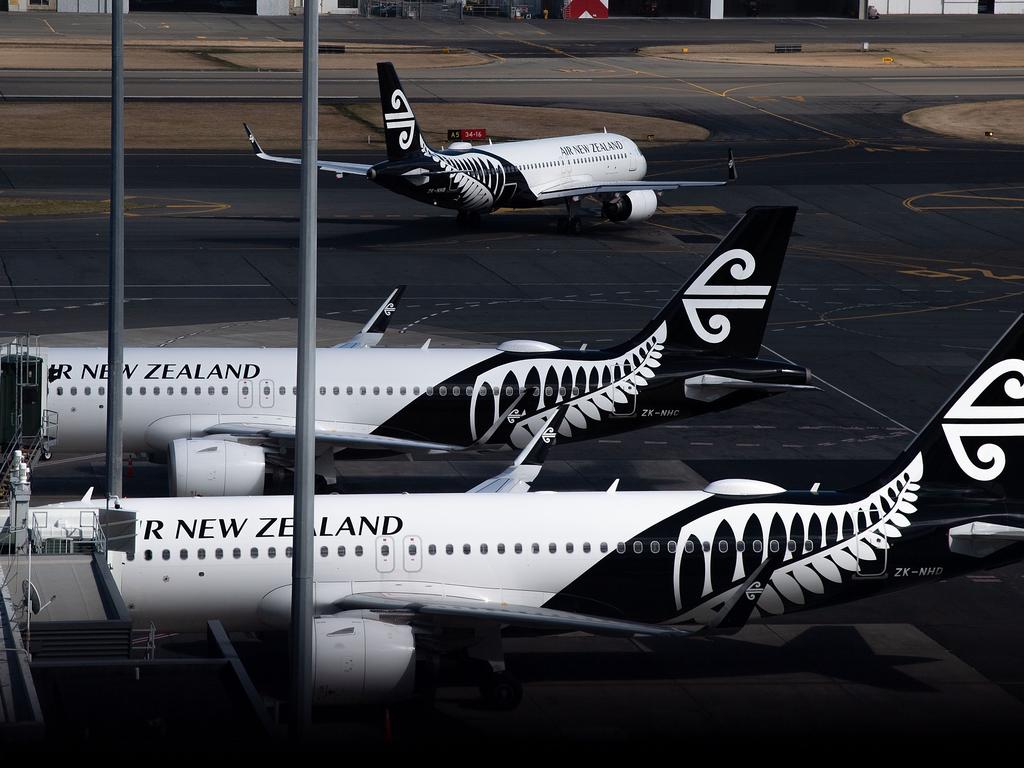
[168,438,266,497]
[313,617,417,705]
[602,189,659,223]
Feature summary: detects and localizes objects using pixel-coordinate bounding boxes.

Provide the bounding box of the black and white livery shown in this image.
[30,313,1024,708]
[43,207,809,496]
[244,62,734,233]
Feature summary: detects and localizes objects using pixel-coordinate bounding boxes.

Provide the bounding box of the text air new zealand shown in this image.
[41,208,809,496]
[244,62,733,233]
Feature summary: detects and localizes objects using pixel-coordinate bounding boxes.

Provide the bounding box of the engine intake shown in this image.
[168,438,266,497]
[602,189,659,223]
[313,617,417,705]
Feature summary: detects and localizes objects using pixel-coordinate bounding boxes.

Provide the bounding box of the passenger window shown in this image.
[280,386,287,396]
[197,548,206,560]
[144,550,152,561]
[250,547,258,559]
[381,544,390,557]
[616,542,626,554]
[667,541,676,554]
[346,387,353,395]
[320,546,328,558]
[413,387,420,395]
[400,386,407,395]
[268,547,276,558]
[565,542,574,554]
[223,387,229,396]
[770,540,780,553]
[718,541,728,553]
[505,386,514,397]
[319,386,326,396]
[209,387,215,396]
[338,546,346,557]
[462,544,471,555]
[84,387,91,396]
[480,543,488,554]
[99,387,105,396]
[439,386,448,397]
[737,541,746,553]
[373,386,380,396]
[685,540,695,554]
[57,387,63,396]
[497,543,505,554]
[445,544,454,555]
[286,547,292,558]
[465,386,473,397]
[428,544,436,555]
[408,544,417,556]
[355,546,364,557]
[753,540,763,553]
[194,387,201,395]
[360,386,367,395]
[71,387,77,396]
[162,549,170,560]
[232,548,241,559]
[544,387,552,397]
[804,540,814,553]
[787,540,797,552]
[292,387,297,395]
[703,541,711,553]
[582,542,591,553]
[180,387,187,395]
[650,541,660,554]
[531,543,540,554]
[600,542,608,553]
[452,386,460,397]
[514,543,523,554]
[139,387,146,395]
[215,548,223,560]
[333,386,340,395]
[549,543,557,554]
[633,541,643,554]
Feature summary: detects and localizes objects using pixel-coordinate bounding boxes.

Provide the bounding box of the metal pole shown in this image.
[105,0,124,503]
[289,0,318,743]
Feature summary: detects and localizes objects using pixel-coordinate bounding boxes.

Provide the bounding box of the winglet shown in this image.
[514,406,568,468]
[81,486,94,503]
[334,286,407,348]
[466,406,567,494]
[243,123,265,156]
[727,148,737,181]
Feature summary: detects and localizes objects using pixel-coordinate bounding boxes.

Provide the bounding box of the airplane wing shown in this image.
[467,406,567,493]
[335,592,692,638]
[244,123,373,176]
[533,149,737,201]
[204,422,465,453]
[334,286,406,349]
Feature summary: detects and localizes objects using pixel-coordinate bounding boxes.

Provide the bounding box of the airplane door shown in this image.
[238,379,253,408]
[610,378,638,418]
[403,535,422,573]
[628,150,638,172]
[854,505,887,578]
[376,535,395,574]
[259,379,274,408]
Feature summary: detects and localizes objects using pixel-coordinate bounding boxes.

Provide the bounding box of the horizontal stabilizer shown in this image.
[948,521,1024,558]
[684,374,817,403]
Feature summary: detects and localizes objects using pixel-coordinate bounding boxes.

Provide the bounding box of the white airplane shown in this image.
[28,314,1024,708]
[41,207,811,497]
[244,62,735,234]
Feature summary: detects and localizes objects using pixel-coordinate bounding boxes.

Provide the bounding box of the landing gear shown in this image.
[456,211,481,229]
[479,670,523,710]
[558,197,584,235]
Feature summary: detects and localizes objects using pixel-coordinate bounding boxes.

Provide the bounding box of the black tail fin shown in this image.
[611,206,795,359]
[874,314,1024,499]
[377,62,427,161]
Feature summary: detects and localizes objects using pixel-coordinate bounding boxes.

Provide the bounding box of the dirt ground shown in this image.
[0,40,488,72]
[903,100,1024,144]
[0,101,707,150]
[640,43,1024,69]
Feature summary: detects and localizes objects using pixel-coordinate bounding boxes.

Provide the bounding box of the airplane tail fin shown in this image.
[863,313,1024,500]
[611,206,796,360]
[377,61,427,161]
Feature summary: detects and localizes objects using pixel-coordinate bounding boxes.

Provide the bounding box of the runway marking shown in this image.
[42,19,61,36]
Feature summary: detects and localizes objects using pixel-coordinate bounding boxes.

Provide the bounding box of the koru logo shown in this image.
[507,408,524,424]
[744,581,766,602]
[383,302,396,317]
[540,426,557,444]
[682,248,770,344]
[941,358,1024,481]
[384,89,416,151]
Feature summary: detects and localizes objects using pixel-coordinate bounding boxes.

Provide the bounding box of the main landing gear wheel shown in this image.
[479,671,523,710]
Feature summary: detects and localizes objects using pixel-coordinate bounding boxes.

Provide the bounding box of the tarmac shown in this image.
[2,13,1024,746]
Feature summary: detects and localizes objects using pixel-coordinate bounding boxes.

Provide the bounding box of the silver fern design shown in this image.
[469,323,668,448]
[942,358,1024,481]
[670,452,924,625]
[682,248,771,345]
[424,144,508,212]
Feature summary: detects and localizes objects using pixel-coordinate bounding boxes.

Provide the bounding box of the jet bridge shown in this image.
[0,335,57,505]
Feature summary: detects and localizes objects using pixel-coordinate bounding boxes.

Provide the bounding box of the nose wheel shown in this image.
[558,197,584,235]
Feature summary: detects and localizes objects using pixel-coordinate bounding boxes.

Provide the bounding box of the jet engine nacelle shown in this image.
[602,189,659,223]
[313,617,417,705]
[168,438,266,497]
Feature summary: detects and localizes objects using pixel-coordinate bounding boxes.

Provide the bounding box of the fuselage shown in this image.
[73,451,1022,634]
[44,341,802,455]
[368,132,647,213]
